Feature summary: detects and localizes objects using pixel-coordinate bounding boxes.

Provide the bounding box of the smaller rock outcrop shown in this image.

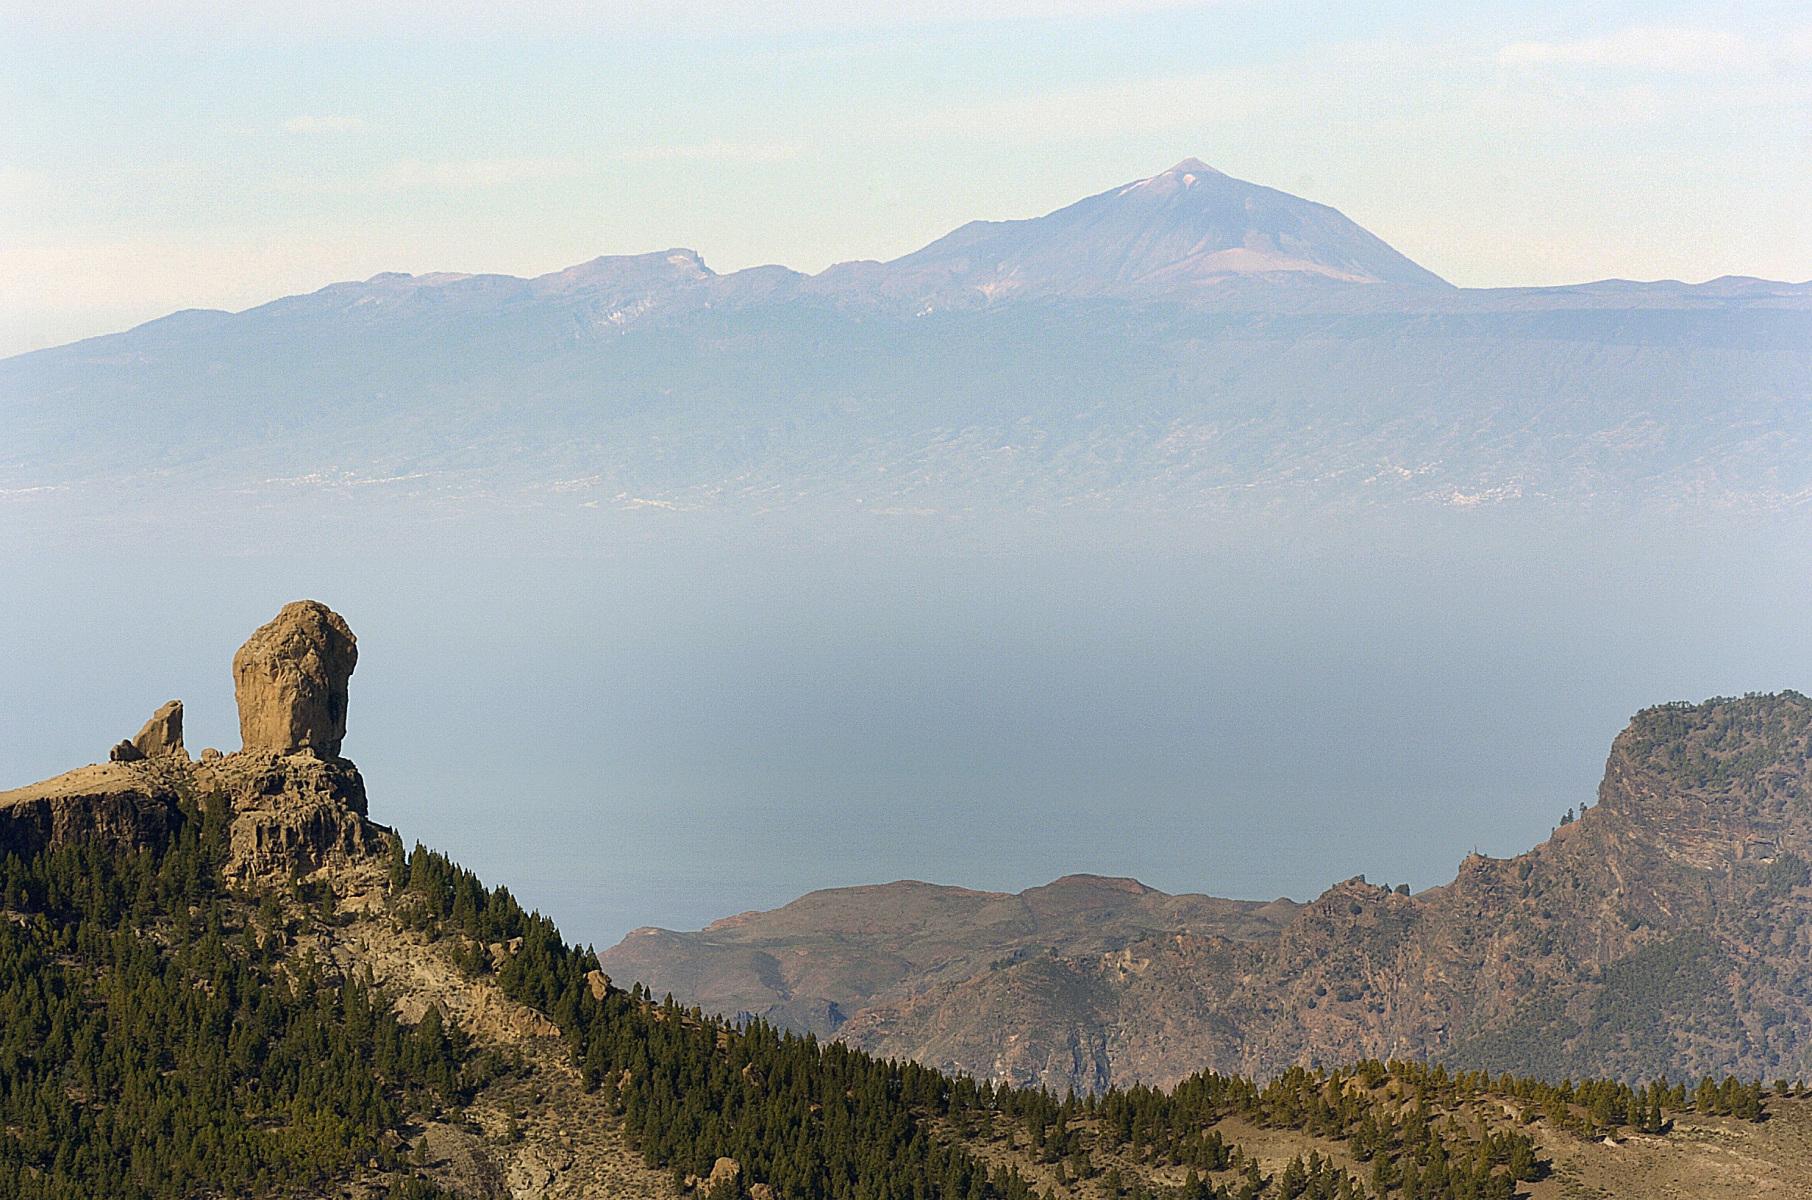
[691,1158,740,1197]
[204,753,383,882]
[232,601,357,758]
[108,740,144,763]
[131,700,186,758]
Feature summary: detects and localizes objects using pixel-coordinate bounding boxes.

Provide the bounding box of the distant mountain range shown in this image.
[604,693,1812,1095]
[4,160,1809,529]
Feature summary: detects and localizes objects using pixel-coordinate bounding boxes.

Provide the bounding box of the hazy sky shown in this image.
[4,0,1809,355]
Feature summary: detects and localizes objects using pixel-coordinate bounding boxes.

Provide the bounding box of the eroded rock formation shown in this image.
[3,599,381,880]
[206,752,382,881]
[0,763,187,857]
[232,600,358,758]
[132,699,186,758]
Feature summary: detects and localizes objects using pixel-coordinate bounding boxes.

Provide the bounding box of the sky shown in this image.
[3,0,1810,356]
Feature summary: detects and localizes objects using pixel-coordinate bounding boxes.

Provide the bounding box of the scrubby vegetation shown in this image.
[1624,692,1811,791]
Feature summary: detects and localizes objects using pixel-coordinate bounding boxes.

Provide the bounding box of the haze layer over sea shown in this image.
[6,507,1807,945]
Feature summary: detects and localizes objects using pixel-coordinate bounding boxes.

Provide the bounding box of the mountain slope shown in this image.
[6,293,1808,528]
[610,693,1812,1095]
[7,603,1812,1198]
[600,876,1301,1039]
[849,159,1453,302]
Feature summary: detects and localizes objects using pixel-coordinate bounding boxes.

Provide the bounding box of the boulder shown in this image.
[108,740,145,763]
[705,1157,740,1197]
[232,601,357,757]
[131,700,185,758]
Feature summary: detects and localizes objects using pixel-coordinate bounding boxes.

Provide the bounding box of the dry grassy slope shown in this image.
[615,695,1812,1095]
[938,1086,1812,1200]
[1530,1102,1812,1199]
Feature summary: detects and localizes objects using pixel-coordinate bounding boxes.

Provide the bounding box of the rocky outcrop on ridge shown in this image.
[0,601,685,1200]
[232,599,358,757]
[131,698,186,758]
[0,599,379,883]
[0,760,189,857]
[210,750,383,880]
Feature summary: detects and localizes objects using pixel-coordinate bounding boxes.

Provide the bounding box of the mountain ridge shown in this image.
[604,692,1812,1094]
[14,158,1812,367]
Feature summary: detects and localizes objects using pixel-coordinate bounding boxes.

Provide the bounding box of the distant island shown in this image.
[6,161,1809,539]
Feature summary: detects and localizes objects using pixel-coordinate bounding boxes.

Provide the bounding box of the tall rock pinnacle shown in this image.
[231,600,358,757]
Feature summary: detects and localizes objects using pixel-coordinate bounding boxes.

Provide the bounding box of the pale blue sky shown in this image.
[3,0,1809,355]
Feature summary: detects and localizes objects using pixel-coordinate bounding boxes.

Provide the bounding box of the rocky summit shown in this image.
[0,600,375,878]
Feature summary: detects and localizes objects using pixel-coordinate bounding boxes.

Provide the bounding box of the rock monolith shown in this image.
[231,601,358,757]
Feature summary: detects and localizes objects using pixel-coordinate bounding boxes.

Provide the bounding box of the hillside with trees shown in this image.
[3,605,1810,1198]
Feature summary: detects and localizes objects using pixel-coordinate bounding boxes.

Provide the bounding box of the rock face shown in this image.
[232,601,357,757]
[0,763,186,857]
[132,699,185,758]
[208,752,383,882]
[599,875,1302,1042]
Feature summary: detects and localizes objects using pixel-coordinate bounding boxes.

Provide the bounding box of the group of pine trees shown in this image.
[0,799,1788,1200]
[0,800,464,1200]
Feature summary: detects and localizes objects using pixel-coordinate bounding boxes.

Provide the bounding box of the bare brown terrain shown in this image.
[608,693,1812,1095]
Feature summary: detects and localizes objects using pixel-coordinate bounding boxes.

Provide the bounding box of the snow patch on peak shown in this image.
[1164,157,1222,177]
[1121,158,1229,195]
